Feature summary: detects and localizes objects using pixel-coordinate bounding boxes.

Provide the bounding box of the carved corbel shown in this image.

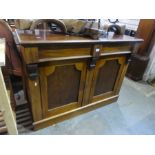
[27,64,39,80]
[89,45,102,69]
[126,53,132,65]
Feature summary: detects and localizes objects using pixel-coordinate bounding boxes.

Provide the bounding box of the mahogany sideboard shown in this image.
[14,29,143,130]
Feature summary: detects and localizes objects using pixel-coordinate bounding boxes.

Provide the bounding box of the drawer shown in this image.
[100,44,132,53]
[38,45,92,60]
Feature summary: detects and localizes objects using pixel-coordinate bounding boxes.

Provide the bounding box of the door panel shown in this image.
[94,59,121,96]
[39,61,87,118]
[47,65,81,109]
[89,56,126,103]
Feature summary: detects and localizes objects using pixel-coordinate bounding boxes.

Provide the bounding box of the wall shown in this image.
[100,19,140,31]
[118,19,140,31]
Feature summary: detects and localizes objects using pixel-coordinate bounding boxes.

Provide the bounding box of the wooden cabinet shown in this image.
[15,30,143,130]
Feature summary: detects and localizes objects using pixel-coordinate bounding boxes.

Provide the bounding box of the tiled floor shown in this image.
[26,77,155,135]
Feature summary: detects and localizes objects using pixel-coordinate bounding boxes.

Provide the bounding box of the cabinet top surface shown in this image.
[15,29,143,45]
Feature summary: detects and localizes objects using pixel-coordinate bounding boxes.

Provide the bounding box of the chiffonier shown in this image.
[14,29,143,130]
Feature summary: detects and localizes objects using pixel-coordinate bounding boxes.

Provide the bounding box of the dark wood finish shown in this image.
[127,19,155,81]
[136,19,155,56]
[89,56,126,104]
[0,20,28,115]
[127,54,149,81]
[47,65,80,109]
[15,29,142,45]
[94,59,121,95]
[15,29,142,130]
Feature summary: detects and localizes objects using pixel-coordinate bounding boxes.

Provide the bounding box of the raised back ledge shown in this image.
[15,29,143,45]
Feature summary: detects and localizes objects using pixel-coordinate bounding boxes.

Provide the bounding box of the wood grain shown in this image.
[39,61,87,118]
[15,29,143,45]
[15,30,142,130]
[33,95,119,130]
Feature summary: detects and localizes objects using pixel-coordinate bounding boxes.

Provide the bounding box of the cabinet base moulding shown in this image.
[33,95,119,130]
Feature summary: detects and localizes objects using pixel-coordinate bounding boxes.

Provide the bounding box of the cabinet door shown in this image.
[39,60,87,118]
[89,56,127,104]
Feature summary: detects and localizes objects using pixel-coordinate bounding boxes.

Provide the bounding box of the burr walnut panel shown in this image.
[88,56,126,104]
[47,65,81,109]
[94,59,121,96]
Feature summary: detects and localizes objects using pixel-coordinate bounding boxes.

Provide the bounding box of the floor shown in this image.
[25,77,155,135]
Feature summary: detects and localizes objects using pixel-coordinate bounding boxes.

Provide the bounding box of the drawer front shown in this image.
[38,45,92,60]
[21,44,131,64]
[101,44,132,53]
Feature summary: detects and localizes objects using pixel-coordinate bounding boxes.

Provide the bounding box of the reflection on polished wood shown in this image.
[15,29,143,130]
[15,29,143,44]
